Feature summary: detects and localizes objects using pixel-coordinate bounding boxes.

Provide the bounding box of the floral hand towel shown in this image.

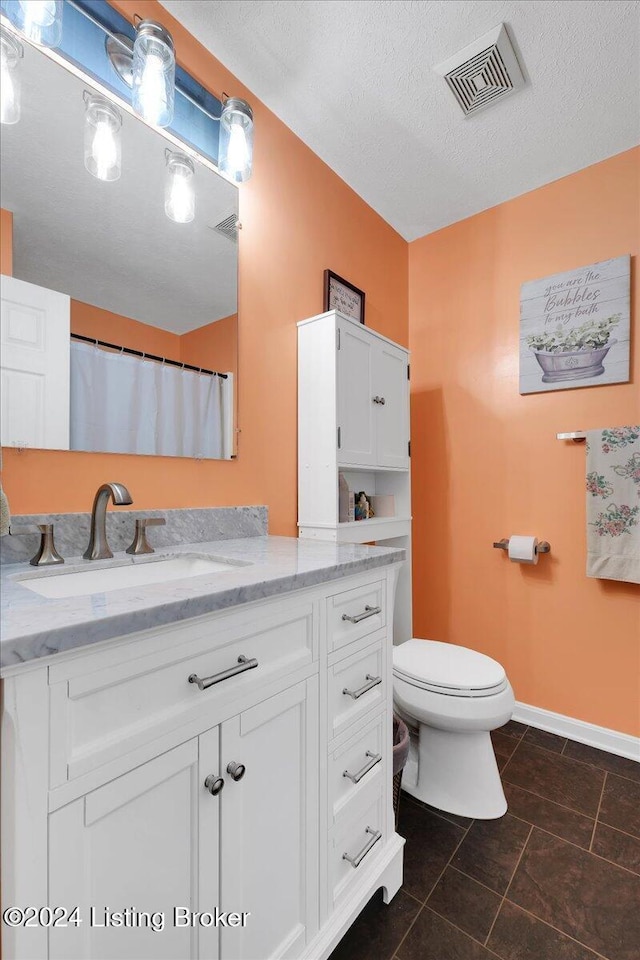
[586,426,640,584]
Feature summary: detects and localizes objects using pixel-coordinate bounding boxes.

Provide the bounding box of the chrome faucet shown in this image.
[84,482,133,560]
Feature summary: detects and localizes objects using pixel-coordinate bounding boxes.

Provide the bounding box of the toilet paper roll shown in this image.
[508,535,539,564]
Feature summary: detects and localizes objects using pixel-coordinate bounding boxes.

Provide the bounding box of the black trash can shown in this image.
[392,715,410,828]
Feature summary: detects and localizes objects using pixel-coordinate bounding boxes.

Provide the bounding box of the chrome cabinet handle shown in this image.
[342,605,381,624]
[226,761,246,782]
[343,751,382,784]
[342,827,382,868]
[189,655,258,691]
[343,674,382,700]
[204,775,225,796]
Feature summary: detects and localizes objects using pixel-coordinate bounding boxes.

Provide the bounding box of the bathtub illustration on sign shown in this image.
[526,315,620,384]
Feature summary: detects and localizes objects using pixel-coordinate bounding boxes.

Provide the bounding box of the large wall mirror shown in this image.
[0,32,238,460]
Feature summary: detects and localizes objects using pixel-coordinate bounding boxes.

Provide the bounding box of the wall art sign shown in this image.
[519,255,630,394]
[323,270,366,324]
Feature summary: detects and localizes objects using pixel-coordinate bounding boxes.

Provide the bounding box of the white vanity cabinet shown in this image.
[1,564,404,960]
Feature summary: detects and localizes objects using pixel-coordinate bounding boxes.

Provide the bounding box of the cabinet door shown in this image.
[373,340,409,469]
[219,678,319,960]
[337,320,376,467]
[49,738,214,960]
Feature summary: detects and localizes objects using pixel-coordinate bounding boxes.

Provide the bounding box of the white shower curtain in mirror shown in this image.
[70,341,230,458]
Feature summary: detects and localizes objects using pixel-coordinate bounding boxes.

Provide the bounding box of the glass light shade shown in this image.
[84,94,122,182]
[6,0,63,47]
[0,29,22,125]
[131,20,175,127]
[165,152,195,223]
[219,97,254,183]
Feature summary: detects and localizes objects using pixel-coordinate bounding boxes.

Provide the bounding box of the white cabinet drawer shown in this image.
[49,598,315,784]
[328,711,387,828]
[327,579,385,653]
[328,640,385,741]
[328,789,386,912]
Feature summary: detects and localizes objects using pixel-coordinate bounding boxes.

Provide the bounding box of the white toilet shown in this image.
[393,639,515,819]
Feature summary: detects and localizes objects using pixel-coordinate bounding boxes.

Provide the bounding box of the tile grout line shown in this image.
[392,816,474,958]
[589,772,607,853]
[402,792,474,830]
[498,738,522,778]
[397,905,508,960]
[502,775,602,820]
[483,823,534,947]
[501,809,640,878]
[500,898,612,960]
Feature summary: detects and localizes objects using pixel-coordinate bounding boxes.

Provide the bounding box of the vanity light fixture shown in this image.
[83,92,122,182]
[131,19,175,127]
[0,27,22,124]
[3,0,63,47]
[165,150,195,223]
[104,18,254,180]
[219,97,254,183]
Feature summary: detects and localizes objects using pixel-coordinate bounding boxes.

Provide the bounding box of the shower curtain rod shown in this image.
[71,333,228,378]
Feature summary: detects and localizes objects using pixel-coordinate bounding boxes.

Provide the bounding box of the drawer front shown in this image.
[50,599,315,784]
[327,580,385,653]
[328,711,387,828]
[329,789,385,911]
[328,640,385,741]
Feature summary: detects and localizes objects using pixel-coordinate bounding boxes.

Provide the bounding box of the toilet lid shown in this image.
[393,639,506,695]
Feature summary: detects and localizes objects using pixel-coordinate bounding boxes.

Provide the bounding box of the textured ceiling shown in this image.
[1,37,238,332]
[161,0,640,241]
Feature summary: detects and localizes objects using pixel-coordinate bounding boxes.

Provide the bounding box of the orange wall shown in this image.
[1,0,408,532]
[409,147,640,737]
[71,301,182,360]
[181,314,237,378]
[0,208,13,275]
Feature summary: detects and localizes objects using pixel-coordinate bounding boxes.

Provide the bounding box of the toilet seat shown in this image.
[393,639,508,698]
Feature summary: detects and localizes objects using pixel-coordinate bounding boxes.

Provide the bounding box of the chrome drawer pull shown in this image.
[343,826,382,868]
[343,751,382,784]
[343,674,382,700]
[189,655,258,691]
[341,605,381,624]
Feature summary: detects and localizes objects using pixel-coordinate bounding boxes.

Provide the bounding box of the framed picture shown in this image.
[323,270,366,324]
[519,256,630,394]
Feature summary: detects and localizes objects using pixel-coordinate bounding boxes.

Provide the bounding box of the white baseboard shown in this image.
[513,701,640,762]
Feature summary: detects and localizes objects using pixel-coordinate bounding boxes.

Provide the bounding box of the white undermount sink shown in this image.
[16,554,246,599]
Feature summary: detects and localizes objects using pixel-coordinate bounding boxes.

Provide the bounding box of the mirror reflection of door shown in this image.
[0,37,239,460]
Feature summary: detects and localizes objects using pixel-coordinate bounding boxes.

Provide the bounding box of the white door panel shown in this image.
[337,321,376,467]
[220,680,319,959]
[373,342,409,469]
[49,740,203,960]
[0,274,70,449]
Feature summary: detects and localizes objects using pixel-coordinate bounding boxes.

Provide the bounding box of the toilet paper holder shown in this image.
[493,538,551,554]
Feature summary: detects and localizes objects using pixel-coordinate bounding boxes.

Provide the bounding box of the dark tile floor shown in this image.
[328,720,640,960]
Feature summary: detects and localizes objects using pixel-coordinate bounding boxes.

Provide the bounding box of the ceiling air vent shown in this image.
[211,214,240,243]
[434,23,525,117]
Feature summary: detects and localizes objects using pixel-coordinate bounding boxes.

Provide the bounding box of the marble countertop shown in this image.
[1,536,405,671]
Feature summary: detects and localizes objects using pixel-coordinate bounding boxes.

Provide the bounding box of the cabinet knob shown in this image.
[204,775,225,796]
[226,761,246,782]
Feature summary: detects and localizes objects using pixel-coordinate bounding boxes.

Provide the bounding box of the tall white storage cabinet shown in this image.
[298,311,412,644]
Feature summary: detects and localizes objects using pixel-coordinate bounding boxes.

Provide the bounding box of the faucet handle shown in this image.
[10,523,64,566]
[126,517,166,555]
